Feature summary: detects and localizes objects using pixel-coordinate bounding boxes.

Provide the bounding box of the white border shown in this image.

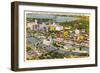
[18,5,96,68]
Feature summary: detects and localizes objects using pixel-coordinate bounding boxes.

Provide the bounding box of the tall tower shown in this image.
[35,19,38,24]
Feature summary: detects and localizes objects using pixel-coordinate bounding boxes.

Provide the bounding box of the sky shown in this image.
[27,13,80,22]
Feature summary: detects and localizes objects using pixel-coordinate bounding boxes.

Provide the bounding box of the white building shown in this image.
[43,39,51,45]
[39,22,48,32]
[27,19,39,31]
[55,25,63,31]
[52,22,63,31]
[75,29,80,35]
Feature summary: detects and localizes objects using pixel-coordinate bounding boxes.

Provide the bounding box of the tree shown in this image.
[26,46,32,52]
[63,31,69,39]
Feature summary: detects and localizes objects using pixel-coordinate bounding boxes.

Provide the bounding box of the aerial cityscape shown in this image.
[25,11,89,60]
